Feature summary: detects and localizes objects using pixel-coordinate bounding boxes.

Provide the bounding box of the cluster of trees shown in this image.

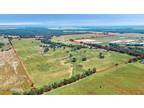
[128,55,144,63]
[69,53,87,62]
[0,27,90,38]
[85,43,144,57]
[109,43,144,55]
[41,39,86,50]
[13,67,96,95]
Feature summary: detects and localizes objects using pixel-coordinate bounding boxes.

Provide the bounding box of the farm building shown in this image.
[40,44,51,47]
[35,36,44,40]
[74,39,102,44]
[7,35,20,39]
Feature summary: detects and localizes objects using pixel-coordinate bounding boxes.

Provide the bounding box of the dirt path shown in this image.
[8,39,35,89]
[60,60,73,78]
[43,59,129,95]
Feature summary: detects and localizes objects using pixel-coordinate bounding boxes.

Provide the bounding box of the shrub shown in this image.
[82,57,87,61]
[71,57,76,62]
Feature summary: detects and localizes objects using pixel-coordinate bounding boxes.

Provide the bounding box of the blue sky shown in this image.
[0,14,144,26]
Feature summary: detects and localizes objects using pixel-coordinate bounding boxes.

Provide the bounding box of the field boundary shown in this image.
[8,39,35,89]
[42,62,126,95]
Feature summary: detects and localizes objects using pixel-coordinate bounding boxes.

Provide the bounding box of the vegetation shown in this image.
[0,42,4,48]
[99,52,104,59]
[14,67,96,95]
[13,39,72,88]
[82,57,87,61]
[11,34,142,95]
[46,62,144,95]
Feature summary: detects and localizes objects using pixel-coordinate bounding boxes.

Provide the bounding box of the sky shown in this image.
[0,14,144,26]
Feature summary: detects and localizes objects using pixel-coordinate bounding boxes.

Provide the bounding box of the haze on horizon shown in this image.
[1,14,144,27]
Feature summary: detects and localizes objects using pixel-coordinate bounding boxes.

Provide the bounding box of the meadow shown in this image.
[46,62,144,95]
[13,37,134,94]
[13,39,73,88]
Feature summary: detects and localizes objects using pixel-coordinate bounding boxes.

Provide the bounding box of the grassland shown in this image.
[46,62,144,95]
[45,34,144,95]
[67,48,132,76]
[1,33,144,95]
[13,39,72,88]
[13,37,133,93]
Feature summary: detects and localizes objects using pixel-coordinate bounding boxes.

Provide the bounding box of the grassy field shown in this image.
[46,62,144,95]
[45,34,144,95]
[13,37,134,93]
[67,48,133,76]
[13,39,72,88]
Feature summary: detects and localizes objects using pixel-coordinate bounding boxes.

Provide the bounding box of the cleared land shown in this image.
[45,34,144,95]
[46,62,144,95]
[13,39,72,88]
[13,37,134,94]
[0,48,30,94]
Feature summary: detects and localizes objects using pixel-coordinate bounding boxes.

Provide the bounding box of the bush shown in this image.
[43,47,49,53]
[82,57,87,61]
[71,57,76,62]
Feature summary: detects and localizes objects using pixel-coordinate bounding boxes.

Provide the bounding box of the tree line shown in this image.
[85,43,144,57]
[13,67,96,95]
[41,39,86,50]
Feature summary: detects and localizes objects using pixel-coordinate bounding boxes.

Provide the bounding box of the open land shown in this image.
[0,32,144,94]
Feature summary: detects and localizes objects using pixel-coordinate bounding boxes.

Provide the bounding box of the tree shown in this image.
[82,57,87,61]
[71,57,76,62]
[69,54,73,58]
[43,47,49,53]
[92,67,96,73]
[99,52,104,59]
